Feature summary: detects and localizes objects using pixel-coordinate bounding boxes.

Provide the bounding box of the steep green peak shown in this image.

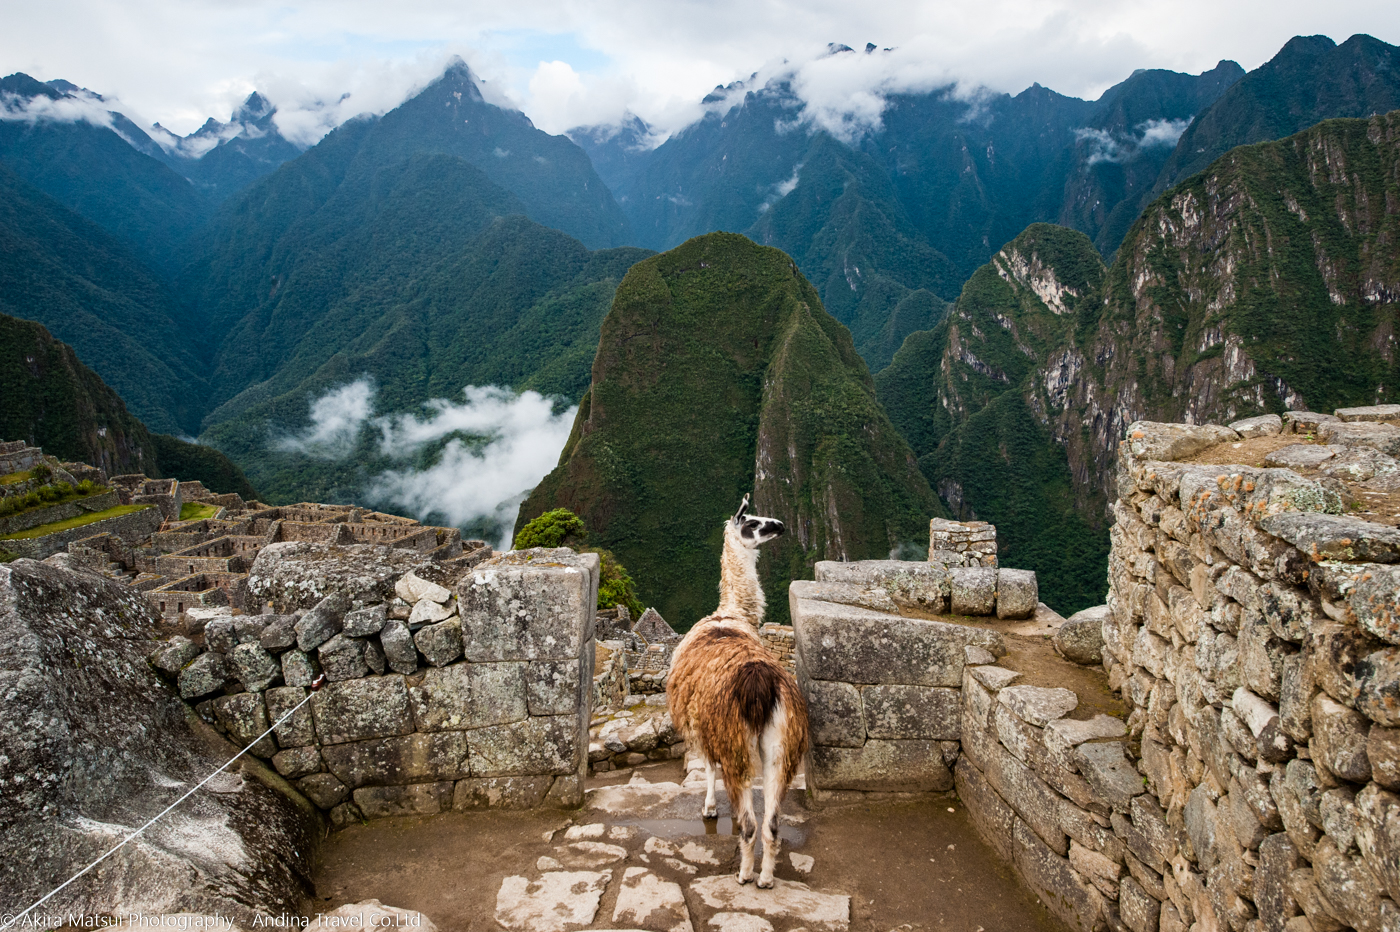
[985,223,1106,318]
[520,231,940,629]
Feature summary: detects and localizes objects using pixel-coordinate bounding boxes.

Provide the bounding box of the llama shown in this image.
[668,494,810,888]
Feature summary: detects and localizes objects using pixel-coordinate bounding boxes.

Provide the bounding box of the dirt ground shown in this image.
[311,756,1069,932]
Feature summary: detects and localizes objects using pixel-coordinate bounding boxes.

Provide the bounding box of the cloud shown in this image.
[367,386,576,548]
[0,1,1394,149]
[272,378,375,458]
[270,380,575,547]
[0,85,116,128]
[1076,116,1193,164]
[1138,116,1191,147]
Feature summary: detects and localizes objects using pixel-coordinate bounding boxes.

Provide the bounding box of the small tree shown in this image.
[514,508,644,615]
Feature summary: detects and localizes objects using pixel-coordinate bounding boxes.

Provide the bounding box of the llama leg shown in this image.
[733,783,759,884]
[757,704,789,888]
[702,757,719,819]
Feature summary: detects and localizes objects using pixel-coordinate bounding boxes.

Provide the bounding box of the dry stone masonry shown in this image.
[792,537,1044,798]
[154,547,602,826]
[929,517,999,567]
[1083,413,1400,932]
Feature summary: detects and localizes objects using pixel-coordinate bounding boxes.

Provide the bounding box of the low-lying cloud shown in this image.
[273,379,376,459]
[276,379,575,548]
[1077,117,1192,165]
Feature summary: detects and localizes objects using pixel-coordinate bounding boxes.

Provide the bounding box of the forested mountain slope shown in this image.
[0,313,256,497]
[878,110,1400,611]
[0,73,211,274]
[0,166,206,435]
[519,232,943,628]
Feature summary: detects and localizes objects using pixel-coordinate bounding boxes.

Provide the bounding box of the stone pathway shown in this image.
[491,763,850,932]
[313,755,1066,932]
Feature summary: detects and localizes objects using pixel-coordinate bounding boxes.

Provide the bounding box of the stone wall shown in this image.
[2,501,161,560]
[929,413,1400,932]
[152,547,600,827]
[759,622,796,672]
[929,517,999,567]
[793,562,1011,799]
[0,488,120,536]
[1085,415,1400,932]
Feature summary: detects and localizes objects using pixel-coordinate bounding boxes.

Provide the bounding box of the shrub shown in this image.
[76,479,96,495]
[514,509,644,614]
[592,547,645,618]
[39,485,61,502]
[28,463,51,483]
[514,508,588,550]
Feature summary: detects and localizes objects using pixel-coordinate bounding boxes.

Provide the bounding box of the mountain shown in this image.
[345,59,629,249]
[876,224,1113,614]
[0,312,256,498]
[1154,34,1400,197]
[197,198,650,505]
[878,109,1400,611]
[0,165,207,435]
[0,73,211,274]
[157,92,304,201]
[574,54,1241,371]
[517,232,945,629]
[1058,61,1246,254]
[747,132,957,368]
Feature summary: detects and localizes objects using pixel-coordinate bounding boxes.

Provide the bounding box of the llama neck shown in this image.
[717,529,765,625]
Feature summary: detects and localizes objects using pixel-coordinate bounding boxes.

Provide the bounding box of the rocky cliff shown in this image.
[879,110,1400,612]
[518,232,943,629]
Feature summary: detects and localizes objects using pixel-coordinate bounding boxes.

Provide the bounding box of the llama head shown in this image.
[728,493,785,549]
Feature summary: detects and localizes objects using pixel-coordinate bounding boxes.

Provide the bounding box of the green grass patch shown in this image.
[1,504,152,540]
[0,470,31,486]
[179,502,221,521]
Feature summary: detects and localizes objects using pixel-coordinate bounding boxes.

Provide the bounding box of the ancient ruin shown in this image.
[5,408,1400,931]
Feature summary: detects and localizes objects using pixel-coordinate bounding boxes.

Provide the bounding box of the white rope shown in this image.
[2,680,322,932]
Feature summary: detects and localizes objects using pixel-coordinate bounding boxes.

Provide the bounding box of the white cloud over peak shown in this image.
[0,1,1394,150]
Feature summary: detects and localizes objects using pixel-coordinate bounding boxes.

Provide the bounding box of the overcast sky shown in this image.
[1,0,1396,144]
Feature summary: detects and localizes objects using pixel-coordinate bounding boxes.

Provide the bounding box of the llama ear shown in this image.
[733,493,751,522]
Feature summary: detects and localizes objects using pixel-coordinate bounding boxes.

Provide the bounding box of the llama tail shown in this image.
[715,660,783,790]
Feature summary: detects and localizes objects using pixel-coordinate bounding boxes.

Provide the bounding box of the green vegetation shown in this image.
[514,509,588,549]
[0,312,259,498]
[0,479,101,518]
[179,502,221,521]
[593,548,645,618]
[1156,35,1400,196]
[0,167,207,435]
[877,224,1112,614]
[0,74,212,276]
[520,233,943,630]
[513,507,643,615]
[879,109,1400,612]
[0,503,151,540]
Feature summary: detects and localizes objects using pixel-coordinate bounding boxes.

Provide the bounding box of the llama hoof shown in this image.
[757,875,774,889]
[702,806,718,819]
[737,871,753,885]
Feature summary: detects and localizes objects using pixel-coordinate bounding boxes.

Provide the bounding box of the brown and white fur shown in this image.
[667,495,810,888]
